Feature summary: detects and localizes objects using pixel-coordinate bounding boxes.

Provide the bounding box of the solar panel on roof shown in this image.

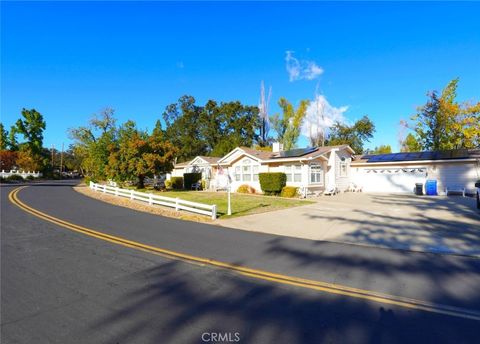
[274,147,317,158]
[419,151,434,160]
[365,149,472,163]
[393,153,409,161]
[450,149,468,159]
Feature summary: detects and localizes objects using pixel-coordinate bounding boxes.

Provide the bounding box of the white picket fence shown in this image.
[1,170,42,178]
[89,182,217,220]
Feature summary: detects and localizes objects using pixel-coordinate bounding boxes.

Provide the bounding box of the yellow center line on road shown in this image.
[8,186,480,321]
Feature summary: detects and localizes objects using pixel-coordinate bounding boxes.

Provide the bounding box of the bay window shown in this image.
[309,164,323,184]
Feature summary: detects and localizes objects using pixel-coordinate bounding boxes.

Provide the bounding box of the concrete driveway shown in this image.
[220,193,480,257]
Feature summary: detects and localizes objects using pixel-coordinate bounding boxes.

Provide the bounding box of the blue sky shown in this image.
[2,1,479,152]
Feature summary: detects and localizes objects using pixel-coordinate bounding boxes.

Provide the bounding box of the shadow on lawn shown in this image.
[87,260,480,344]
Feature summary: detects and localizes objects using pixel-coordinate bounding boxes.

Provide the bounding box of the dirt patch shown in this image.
[74,184,214,224]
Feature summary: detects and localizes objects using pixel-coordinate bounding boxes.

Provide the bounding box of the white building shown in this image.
[171,145,480,195]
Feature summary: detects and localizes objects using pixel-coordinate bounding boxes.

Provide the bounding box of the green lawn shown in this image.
[130,187,313,218]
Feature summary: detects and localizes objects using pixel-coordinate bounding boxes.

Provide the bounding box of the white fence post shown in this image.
[211,205,217,220]
[87,182,216,218]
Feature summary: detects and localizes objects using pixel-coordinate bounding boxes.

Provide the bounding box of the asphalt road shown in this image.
[2,181,480,343]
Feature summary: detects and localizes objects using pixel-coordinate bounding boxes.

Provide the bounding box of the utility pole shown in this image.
[51,144,55,171]
[60,142,64,173]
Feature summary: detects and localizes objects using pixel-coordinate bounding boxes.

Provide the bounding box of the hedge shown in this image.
[280,186,298,198]
[258,172,286,195]
[7,174,24,181]
[171,176,184,190]
[183,173,202,190]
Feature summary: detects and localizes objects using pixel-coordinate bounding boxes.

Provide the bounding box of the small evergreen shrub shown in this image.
[165,179,173,189]
[280,186,298,198]
[7,174,24,181]
[183,173,202,190]
[237,184,256,194]
[201,179,207,190]
[26,175,35,181]
[259,172,287,195]
[171,176,184,190]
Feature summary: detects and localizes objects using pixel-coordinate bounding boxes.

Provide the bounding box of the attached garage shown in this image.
[351,149,480,194]
[353,167,427,193]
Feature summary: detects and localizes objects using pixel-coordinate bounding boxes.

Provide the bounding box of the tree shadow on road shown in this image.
[87,259,480,344]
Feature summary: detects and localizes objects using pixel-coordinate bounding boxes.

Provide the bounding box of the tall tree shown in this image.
[370,145,392,154]
[326,115,375,154]
[257,81,272,147]
[210,101,259,156]
[412,78,480,150]
[8,126,19,151]
[271,98,309,150]
[0,151,18,170]
[163,95,206,161]
[15,108,46,154]
[106,120,177,188]
[400,133,422,152]
[0,123,8,150]
[68,108,117,179]
[163,96,260,159]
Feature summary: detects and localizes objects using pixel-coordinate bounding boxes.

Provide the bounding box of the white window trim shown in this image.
[235,158,259,183]
[309,164,324,185]
[284,164,302,183]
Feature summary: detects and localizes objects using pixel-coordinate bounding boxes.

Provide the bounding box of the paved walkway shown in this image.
[220,193,480,257]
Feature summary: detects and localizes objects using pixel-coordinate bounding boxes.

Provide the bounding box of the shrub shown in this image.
[183,173,202,190]
[171,176,184,190]
[7,174,24,181]
[259,172,286,195]
[165,179,173,189]
[237,184,256,194]
[201,179,207,190]
[83,176,97,185]
[280,186,298,198]
[26,175,35,181]
[0,177,6,183]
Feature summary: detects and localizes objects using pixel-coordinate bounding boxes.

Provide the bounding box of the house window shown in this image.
[284,165,302,183]
[339,157,349,177]
[242,165,251,181]
[235,158,259,183]
[235,166,241,181]
[310,164,323,184]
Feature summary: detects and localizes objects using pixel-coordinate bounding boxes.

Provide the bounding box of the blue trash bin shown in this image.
[425,180,437,196]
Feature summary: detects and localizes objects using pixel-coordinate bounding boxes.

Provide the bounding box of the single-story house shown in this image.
[170,156,221,188]
[170,144,480,195]
[171,143,355,194]
[351,149,480,194]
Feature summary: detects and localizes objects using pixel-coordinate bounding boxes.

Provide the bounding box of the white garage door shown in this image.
[355,168,427,193]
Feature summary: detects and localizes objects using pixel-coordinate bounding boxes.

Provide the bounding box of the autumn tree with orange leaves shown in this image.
[106,120,177,188]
